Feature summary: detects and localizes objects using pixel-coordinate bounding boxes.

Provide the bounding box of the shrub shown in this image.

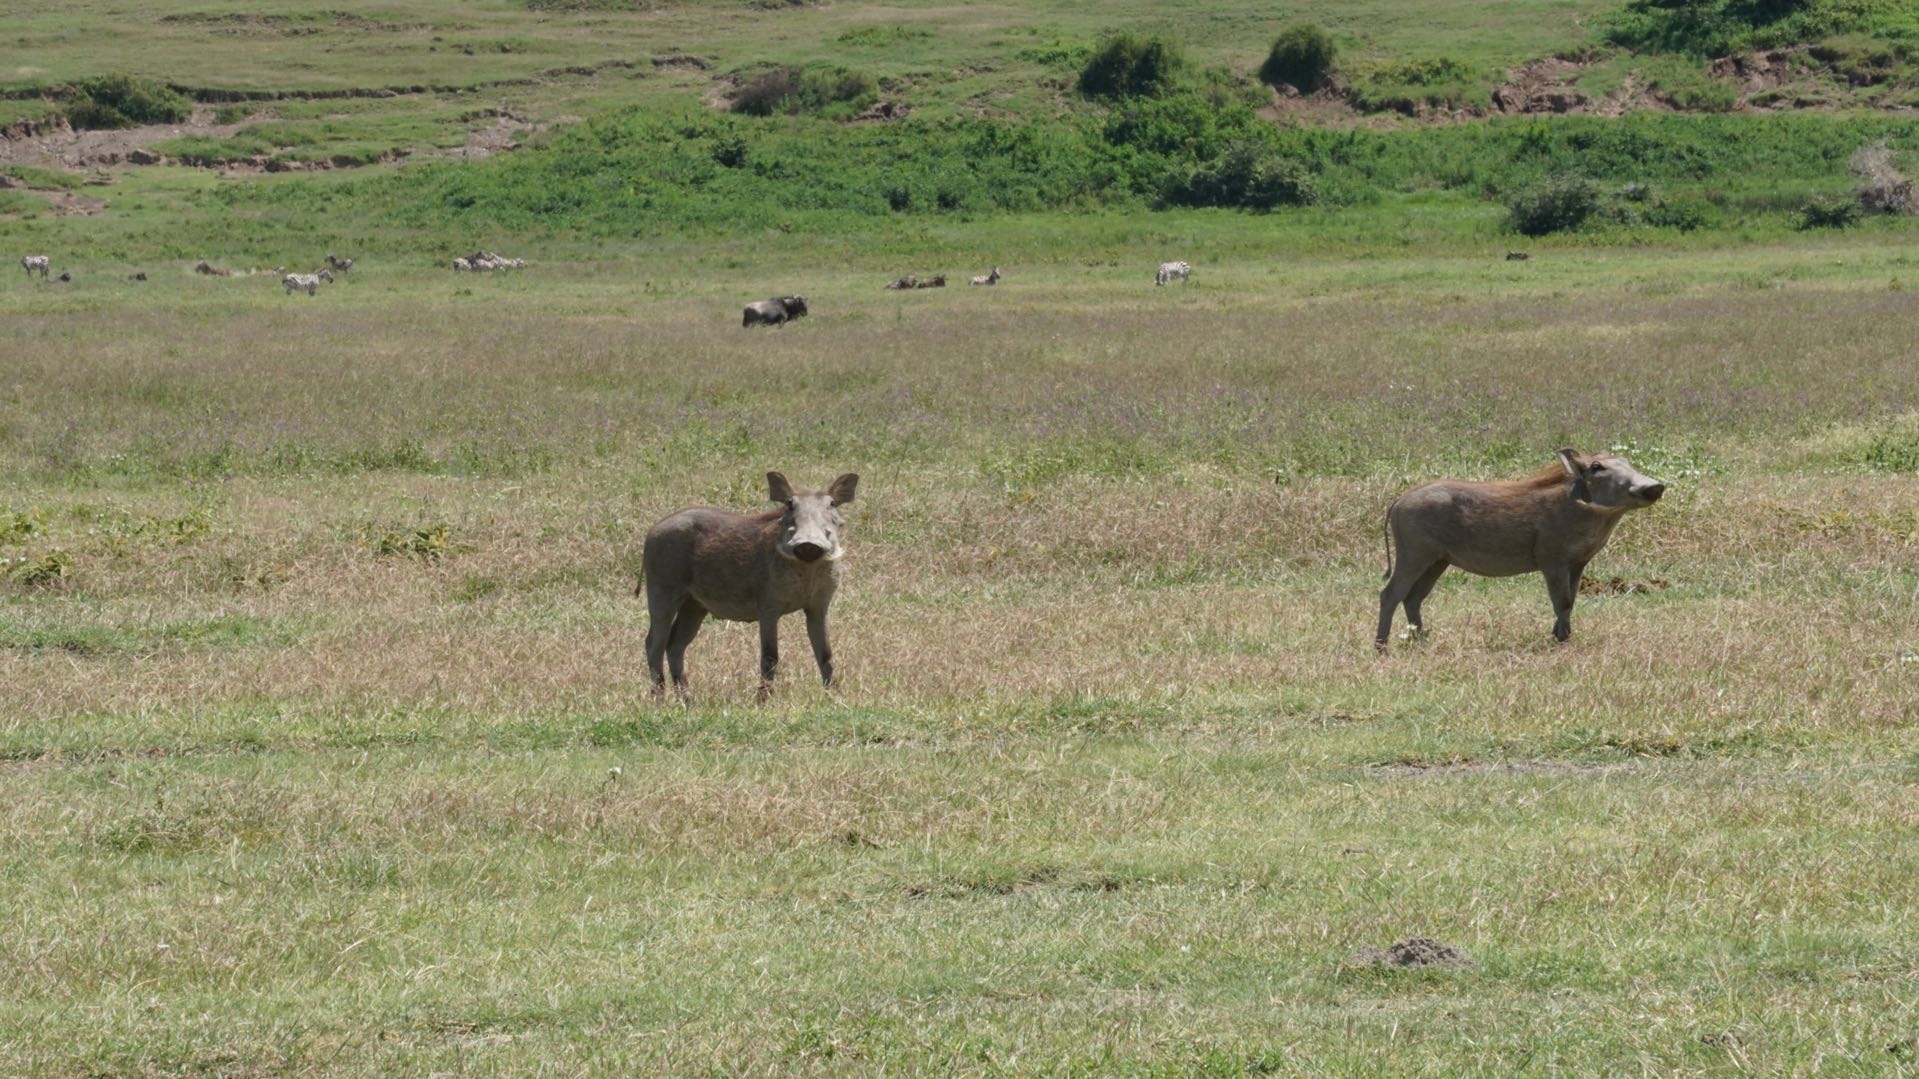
[66,73,191,130]
[1507,173,1603,235]
[1797,196,1861,229]
[1850,139,1916,214]
[1261,24,1337,91]
[730,65,876,118]
[1078,33,1183,100]
[1644,196,1715,231]
[1172,141,1318,210]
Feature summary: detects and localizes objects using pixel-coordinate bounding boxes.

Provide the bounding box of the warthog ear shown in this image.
[827,473,859,505]
[1556,448,1586,478]
[767,471,795,503]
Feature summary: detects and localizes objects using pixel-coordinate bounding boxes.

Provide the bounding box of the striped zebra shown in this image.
[969,266,1001,286]
[1155,260,1191,287]
[282,269,334,296]
[20,255,50,279]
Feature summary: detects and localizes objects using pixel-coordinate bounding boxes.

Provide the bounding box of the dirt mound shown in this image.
[1350,937,1475,969]
[1579,575,1670,596]
[1709,48,1804,93]
[1492,56,1673,117]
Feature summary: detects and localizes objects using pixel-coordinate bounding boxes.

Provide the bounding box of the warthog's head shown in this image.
[781,296,808,319]
[768,471,858,564]
[1558,449,1665,511]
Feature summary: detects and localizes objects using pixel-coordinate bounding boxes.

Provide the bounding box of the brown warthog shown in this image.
[639,471,859,701]
[1377,449,1665,648]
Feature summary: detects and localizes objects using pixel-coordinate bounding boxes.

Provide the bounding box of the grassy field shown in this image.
[5,0,1919,1073]
[2,232,1918,1072]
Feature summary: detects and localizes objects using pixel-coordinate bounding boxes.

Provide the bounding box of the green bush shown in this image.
[1508,173,1603,235]
[730,65,876,119]
[1172,141,1318,210]
[1797,196,1861,228]
[1604,0,1909,56]
[1350,55,1488,113]
[66,73,191,130]
[1078,33,1183,100]
[1261,24,1337,91]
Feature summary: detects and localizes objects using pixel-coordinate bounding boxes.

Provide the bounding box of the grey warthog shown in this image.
[1377,448,1665,648]
[742,295,807,326]
[639,471,859,701]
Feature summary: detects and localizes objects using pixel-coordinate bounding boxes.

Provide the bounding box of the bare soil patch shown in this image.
[1493,56,1673,117]
[0,106,250,170]
[1350,937,1476,969]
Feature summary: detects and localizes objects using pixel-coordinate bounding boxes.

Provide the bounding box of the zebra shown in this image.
[20,255,50,279]
[969,266,1001,286]
[282,269,334,296]
[325,254,354,273]
[452,257,474,272]
[1155,260,1191,287]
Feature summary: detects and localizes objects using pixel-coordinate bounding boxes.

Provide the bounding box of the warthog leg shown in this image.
[1377,554,1444,649]
[1400,560,1449,640]
[1544,562,1577,642]
[757,610,781,703]
[664,600,707,698]
[805,605,834,688]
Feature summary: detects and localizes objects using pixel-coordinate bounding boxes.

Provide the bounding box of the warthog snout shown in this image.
[1638,482,1665,503]
[792,542,826,563]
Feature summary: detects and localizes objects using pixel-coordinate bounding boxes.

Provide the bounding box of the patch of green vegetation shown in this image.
[835,24,932,47]
[1349,55,1491,113]
[1604,0,1919,56]
[1261,23,1339,91]
[1641,55,1740,112]
[0,165,85,191]
[66,73,190,130]
[0,615,279,655]
[1078,32,1184,99]
[729,65,878,119]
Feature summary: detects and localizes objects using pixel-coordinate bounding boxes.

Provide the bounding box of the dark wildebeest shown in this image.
[1377,449,1665,649]
[742,295,808,327]
[884,275,920,290]
[639,471,859,701]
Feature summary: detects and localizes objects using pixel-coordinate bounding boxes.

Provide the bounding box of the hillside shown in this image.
[3,0,1919,256]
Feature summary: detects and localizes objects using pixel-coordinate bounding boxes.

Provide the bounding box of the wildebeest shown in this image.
[326,254,354,273]
[884,275,920,290]
[919,275,946,288]
[282,269,334,296]
[1506,252,1531,261]
[20,255,49,279]
[639,471,860,702]
[129,272,147,281]
[194,260,233,277]
[1377,449,1665,648]
[742,295,807,327]
[1155,260,1191,286]
[969,266,1001,286]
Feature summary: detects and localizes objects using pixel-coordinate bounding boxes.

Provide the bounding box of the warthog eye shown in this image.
[1590,462,1607,472]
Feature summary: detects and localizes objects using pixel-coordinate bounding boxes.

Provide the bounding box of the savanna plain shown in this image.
[6,0,1919,1074]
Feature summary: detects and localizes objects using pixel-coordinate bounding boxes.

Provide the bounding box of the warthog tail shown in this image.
[1380,499,1396,580]
[633,571,645,597]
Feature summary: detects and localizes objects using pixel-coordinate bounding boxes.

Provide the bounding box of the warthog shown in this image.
[639,471,859,701]
[1377,449,1665,648]
[742,295,807,327]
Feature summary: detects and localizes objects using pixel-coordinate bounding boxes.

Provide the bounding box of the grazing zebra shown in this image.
[969,266,1001,286]
[20,255,50,279]
[282,269,334,296]
[452,257,474,272]
[325,254,354,273]
[1155,260,1191,286]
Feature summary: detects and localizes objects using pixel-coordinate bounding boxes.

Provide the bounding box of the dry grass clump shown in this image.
[1851,139,1917,215]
